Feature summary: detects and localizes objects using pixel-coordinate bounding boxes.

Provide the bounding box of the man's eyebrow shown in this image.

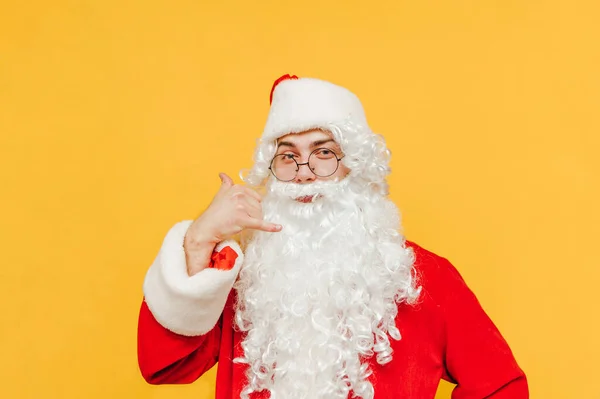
[311,139,336,147]
[277,140,296,149]
[276,139,337,149]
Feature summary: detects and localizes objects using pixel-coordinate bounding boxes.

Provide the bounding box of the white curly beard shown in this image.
[234,177,419,399]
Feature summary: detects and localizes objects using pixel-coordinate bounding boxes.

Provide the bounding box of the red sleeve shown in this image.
[137,248,238,384]
[415,249,529,398]
[137,299,221,384]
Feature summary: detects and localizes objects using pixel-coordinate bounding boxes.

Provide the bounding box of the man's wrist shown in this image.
[183,226,220,276]
[184,221,220,249]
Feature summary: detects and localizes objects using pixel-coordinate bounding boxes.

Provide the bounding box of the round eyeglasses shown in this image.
[269,148,345,182]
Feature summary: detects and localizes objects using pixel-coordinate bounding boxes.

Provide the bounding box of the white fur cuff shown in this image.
[143,221,244,336]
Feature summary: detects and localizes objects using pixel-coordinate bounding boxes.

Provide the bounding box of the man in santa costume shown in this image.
[137,75,528,398]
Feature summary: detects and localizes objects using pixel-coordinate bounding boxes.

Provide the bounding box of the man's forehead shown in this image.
[276,129,339,147]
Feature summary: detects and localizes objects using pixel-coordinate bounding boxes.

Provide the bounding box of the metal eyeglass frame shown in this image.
[268,147,345,182]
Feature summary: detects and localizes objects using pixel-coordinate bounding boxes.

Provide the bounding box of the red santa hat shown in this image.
[262,74,370,143]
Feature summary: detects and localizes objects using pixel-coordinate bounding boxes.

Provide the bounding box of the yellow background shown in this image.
[1,0,598,398]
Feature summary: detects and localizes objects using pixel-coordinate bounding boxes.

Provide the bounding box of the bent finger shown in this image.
[243,187,263,203]
[244,204,262,221]
[243,196,262,213]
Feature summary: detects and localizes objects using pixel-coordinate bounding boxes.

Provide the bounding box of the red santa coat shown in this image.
[137,221,528,398]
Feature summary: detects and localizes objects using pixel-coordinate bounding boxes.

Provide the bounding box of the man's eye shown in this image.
[284,154,296,159]
[315,149,336,159]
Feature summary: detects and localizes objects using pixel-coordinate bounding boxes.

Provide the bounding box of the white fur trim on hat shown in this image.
[142,220,244,336]
[263,77,369,142]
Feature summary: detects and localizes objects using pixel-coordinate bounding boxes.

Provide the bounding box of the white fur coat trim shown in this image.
[143,220,244,336]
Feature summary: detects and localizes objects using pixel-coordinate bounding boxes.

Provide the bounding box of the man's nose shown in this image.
[294,162,316,184]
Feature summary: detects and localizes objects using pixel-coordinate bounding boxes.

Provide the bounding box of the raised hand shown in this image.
[183,173,282,275]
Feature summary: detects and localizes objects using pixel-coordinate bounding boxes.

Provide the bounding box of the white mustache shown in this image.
[267,178,350,200]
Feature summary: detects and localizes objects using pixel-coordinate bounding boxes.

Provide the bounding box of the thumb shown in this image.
[218,172,235,189]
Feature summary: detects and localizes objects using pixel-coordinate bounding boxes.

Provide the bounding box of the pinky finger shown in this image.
[245,218,282,233]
